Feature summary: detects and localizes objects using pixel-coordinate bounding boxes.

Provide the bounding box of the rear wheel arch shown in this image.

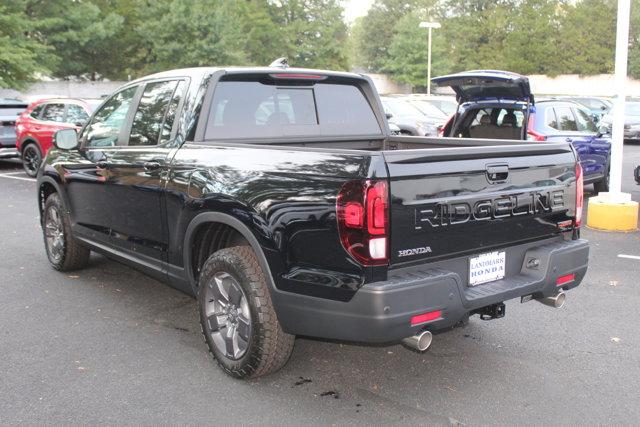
[20,137,39,152]
[184,212,277,295]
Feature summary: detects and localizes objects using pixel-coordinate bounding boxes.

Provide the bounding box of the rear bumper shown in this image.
[275,237,589,343]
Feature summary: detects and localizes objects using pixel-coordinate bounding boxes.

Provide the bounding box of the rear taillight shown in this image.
[337,180,389,265]
[526,115,546,141]
[575,163,584,228]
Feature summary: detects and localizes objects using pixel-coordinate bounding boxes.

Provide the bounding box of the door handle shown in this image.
[96,160,108,168]
[144,161,162,171]
[486,164,509,183]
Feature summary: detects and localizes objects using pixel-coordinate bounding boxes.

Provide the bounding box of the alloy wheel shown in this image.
[23,146,41,175]
[45,205,65,263]
[204,271,251,360]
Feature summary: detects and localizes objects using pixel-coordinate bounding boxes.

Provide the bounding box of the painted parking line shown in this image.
[1,171,27,176]
[618,254,640,261]
[0,173,35,182]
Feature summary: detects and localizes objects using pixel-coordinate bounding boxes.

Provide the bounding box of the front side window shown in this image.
[83,86,137,148]
[129,80,179,146]
[554,107,577,131]
[206,80,380,140]
[574,108,597,133]
[66,104,89,125]
[545,108,558,129]
[41,103,65,122]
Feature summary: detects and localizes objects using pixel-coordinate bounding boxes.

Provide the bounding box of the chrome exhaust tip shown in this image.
[402,330,433,352]
[537,291,566,309]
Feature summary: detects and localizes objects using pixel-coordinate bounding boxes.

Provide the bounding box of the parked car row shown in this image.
[0,99,29,159]
[1,97,104,176]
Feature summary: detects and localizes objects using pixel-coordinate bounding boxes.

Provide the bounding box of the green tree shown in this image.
[556,0,616,75]
[139,0,249,72]
[0,2,50,88]
[627,0,640,79]
[25,0,129,80]
[351,0,428,71]
[383,12,452,88]
[240,1,288,66]
[268,0,349,69]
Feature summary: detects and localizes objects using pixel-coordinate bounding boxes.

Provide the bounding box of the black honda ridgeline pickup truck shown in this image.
[38,66,589,378]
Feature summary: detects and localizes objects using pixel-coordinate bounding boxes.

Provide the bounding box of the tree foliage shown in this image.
[4,0,640,89]
[0,1,51,89]
[353,0,640,88]
[3,0,348,86]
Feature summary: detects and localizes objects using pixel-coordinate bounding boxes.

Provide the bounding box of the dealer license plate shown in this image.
[469,251,505,286]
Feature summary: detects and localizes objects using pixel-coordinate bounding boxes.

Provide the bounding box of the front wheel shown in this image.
[198,246,294,379]
[22,143,42,177]
[43,193,90,271]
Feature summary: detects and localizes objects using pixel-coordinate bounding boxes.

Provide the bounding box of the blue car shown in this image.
[435,70,611,192]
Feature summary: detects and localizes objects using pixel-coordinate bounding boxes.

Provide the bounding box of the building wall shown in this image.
[528,74,640,97]
[3,74,640,100]
[0,81,127,100]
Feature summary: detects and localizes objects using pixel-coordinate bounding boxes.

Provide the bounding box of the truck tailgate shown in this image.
[383,143,578,265]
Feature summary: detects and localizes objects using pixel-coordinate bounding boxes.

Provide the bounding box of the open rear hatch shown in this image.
[383,142,578,266]
[432,70,533,103]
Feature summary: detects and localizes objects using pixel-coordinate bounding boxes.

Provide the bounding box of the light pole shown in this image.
[419,21,441,95]
[586,0,638,232]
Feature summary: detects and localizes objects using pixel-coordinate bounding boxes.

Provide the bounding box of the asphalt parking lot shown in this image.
[1,147,639,426]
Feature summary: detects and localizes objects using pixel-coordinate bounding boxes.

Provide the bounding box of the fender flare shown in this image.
[36,175,67,217]
[183,211,278,296]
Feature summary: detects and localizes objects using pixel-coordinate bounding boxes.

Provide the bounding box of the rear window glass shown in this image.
[205,81,380,140]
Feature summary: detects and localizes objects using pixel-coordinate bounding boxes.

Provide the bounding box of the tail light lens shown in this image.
[337,180,389,265]
[575,163,584,228]
[526,115,546,141]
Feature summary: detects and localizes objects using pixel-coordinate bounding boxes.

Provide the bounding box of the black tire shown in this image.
[42,192,90,271]
[594,163,610,193]
[22,142,42,177]
[198,246,294,379]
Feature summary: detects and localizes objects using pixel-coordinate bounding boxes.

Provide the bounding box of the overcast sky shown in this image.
[342,0,374,23]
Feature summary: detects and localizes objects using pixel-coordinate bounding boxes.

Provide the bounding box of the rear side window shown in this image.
[129,80,179,146]
[205,81,380,140]
[30,105,44,119]
[554,107,577,131]
[41,103,66,122]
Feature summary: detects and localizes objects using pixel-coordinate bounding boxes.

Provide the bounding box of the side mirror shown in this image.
[592,114,599,123]
[598,124,611,136]
[385,112,393,120]
[601,105,607,111]
[634,165,640,185]
[53,129,79,150]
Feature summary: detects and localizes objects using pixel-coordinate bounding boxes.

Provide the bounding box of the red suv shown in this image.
[15,98,101,176]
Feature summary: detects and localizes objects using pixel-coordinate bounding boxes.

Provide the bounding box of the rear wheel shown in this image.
[43,193,90,271]
[593,163,610,193]
[198,246,294,379]
[22,143,42,177]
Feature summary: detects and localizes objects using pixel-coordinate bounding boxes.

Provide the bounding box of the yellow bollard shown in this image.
[586,193,639,232]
